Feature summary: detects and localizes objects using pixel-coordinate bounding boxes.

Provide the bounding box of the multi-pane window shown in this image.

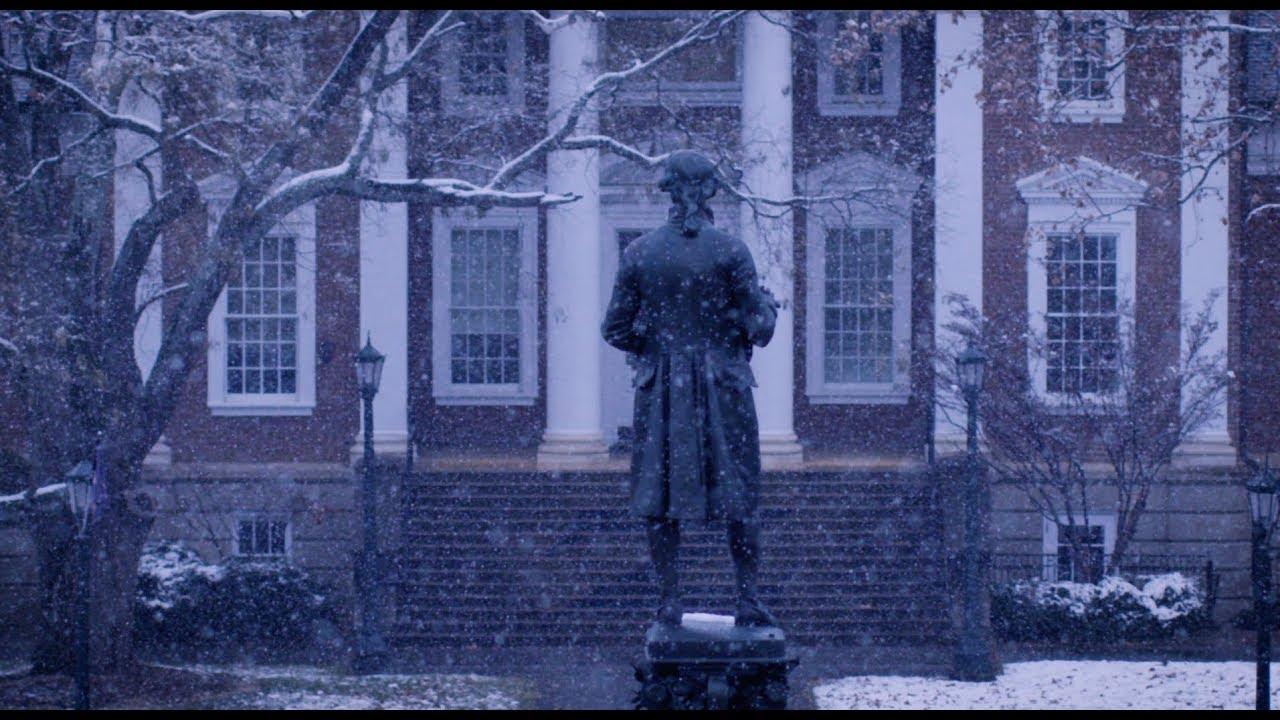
[1054,524,1106,582]
[458,13,509,97]
[1045,233,1118,394]
[822,228,895,385]
[605,14,738,84]
[1055,15,1110,101]
[236,516,289,559]
[832,11,884,97]
[448,228,521,386]
[226,236,298,395]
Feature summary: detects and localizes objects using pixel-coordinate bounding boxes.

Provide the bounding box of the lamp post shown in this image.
[952,342,996,681]
[1247,464,1278,711]
[64,459,94,710]
[352,334,388,674]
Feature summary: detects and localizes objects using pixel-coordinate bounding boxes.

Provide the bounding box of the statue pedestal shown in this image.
[633,613,797,710]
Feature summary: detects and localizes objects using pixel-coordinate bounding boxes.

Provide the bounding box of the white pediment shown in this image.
[1015,156,1148,207]
[197,168,315,236]
[798,153,922,223]
[800,152,922,199]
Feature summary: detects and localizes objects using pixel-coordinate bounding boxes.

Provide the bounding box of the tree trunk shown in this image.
[28,486,154,674]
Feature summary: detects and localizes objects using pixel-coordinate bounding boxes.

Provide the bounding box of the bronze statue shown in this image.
[602,150,781,627]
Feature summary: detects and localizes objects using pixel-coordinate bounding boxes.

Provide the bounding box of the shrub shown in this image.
[991,572,1213,643]
[135,540,336,650]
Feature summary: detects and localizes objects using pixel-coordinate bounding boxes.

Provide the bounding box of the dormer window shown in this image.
[440,11,526,115]
[816,11,902,117]
[1037,10,1127,124]
[603,11,742,106]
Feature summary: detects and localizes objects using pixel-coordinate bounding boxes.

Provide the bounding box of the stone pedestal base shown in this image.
[634,613,797,710]
[348,431,411,465]
[1171,435,1237,469]
[535,432,612,471]
[143,436,172,466]
[759,434,805,471]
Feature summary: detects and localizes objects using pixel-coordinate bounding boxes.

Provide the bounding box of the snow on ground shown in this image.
[814,661,1280,710]
[154,663,531,710]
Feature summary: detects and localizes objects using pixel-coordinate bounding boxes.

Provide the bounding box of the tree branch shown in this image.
[0,59,161,138]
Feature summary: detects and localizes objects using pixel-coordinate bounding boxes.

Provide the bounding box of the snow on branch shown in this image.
[523,10,607,34]
[376,11,465,93]
[1247,203,1280,225]
[343,177,578,208]
[560,135,669,167]
[485,10,745,191]
[0,59,161,138]
[0,337,16,354]
[160,10,313,22]
[253,10,398,185]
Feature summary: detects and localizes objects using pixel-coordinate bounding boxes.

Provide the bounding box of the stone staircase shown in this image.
[391,470,951,647]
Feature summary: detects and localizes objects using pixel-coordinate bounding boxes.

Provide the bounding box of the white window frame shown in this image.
[1042,512,1116,581]
[431,205,539,405]
[1036,10,1128,124]
[1246,122,1280,176]
[603,10,743,107]
[440,11,526,116]
[232,514,293,561]
[203,176,317,417]
[1017,157,1147,407]
[815,11,902,117]
[802,155,919,405]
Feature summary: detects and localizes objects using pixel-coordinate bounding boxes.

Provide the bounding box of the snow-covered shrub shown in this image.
[135,540,335,650]
[991,572,1212,642]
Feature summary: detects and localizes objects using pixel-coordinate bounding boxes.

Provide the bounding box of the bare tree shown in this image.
[0,8,793,673]
[935,292,1229,578]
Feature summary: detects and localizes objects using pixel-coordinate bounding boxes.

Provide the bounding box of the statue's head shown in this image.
[658,150,719,236]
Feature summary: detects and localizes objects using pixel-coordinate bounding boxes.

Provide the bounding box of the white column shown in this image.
[1174,11,1234,467]
[353,15,410,460]
[933,11,985,457]
[741,10,804,469]
[536,11,610,469]
[113,79,171,466]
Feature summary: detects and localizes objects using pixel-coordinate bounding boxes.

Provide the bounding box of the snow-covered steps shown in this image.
[391,470,948,648]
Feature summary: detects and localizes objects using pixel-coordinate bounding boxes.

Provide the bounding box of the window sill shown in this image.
[806,390,910,406]
[611,85,742,107]
[818,99,900,117]
[209,402,315,417]
[1045,102,1126,124]
[433,393,537,407]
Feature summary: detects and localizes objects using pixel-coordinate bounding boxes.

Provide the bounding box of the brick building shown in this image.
[3,10,1278,647]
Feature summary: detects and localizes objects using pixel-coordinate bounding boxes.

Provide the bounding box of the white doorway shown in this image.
[600,203,668,449]
[598,197,743,448]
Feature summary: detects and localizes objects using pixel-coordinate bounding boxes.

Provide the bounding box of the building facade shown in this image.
[3,10,1279,645]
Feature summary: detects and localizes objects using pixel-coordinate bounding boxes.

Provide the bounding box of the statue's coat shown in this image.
[602,212,777,521]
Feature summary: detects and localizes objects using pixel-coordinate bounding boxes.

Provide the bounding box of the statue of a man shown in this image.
[602,150,781,628]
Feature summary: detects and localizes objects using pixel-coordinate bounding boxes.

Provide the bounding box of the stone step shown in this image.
[395,566,940,583]
[392,469,948,648]
[389,630,948,647]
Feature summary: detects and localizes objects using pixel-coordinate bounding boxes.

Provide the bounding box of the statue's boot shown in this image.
[729,519,780,627]
[647,518,683,626]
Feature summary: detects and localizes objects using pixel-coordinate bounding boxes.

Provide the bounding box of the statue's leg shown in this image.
[728,519,780,627]
[646,518,683,626]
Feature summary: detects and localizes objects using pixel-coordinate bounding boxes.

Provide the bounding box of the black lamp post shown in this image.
[952,342,997,681]
[1247,463,1278,711]
[64,459,94,710]
[352,334,388,674]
